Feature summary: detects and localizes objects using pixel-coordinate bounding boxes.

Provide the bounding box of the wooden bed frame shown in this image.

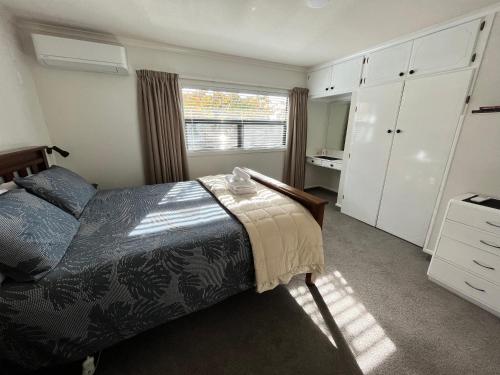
[0,146,327,285]
[0,146,49,182]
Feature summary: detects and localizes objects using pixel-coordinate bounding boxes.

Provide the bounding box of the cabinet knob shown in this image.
[399,72,404,77]
[387,129,393,133]
[409,69,416,75]
[396,129,402,133]
[331,86,334,90]
[325,88,329,91]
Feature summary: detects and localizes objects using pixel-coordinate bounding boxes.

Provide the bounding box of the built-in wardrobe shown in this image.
[308,16,491,247]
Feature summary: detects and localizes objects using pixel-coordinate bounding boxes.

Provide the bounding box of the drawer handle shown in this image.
[480,239,500,249]
[473,259,495,270]
[465,281,486,293]
[486,221,500,228]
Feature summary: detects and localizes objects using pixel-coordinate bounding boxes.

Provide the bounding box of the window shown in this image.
[182,88,288,152]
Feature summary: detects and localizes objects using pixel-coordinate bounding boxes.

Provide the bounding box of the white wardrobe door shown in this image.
[364,41,413,86]
[376,69,474,246]
[332,57,363,95]
[409,19,481,77]
[341,82,404,226]
[307,66,332,97]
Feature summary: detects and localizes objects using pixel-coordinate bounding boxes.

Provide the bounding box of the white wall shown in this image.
[30,40,306,188]
[189,150,284,181]
[427,13,500,251]
[0,8,50,151]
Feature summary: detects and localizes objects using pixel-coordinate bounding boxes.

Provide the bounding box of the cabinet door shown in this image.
[307,66,333,97]
[331,57,363,95]
[341,82,404,226]
[376,69,474,246]
[363,41,413,86]
[409,19,481,77]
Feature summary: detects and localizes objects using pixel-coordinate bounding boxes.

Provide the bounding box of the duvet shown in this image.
[0,181,254,371]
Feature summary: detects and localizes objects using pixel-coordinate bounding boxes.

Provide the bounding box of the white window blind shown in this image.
[182,88,288,152]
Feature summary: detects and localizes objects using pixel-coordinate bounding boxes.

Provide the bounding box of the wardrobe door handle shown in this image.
[325,88,329,91]
[399,72,405,77]
[409,69,416,75]
[473,260,495,270]
[486,221,500,228]
[480,239,500,249]
[396,129,402,134]
[387,129,393,134]
[465,281,485,293]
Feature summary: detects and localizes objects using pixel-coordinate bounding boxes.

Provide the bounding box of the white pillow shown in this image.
[0,181,18,195]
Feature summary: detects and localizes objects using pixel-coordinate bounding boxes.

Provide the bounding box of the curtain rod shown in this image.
[179,75,292,93]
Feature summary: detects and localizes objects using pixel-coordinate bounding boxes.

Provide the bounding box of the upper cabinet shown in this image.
[309,17,484,95]
[363,42,413,86]
[307,57,362,97]
[408,19,481,77]
[307,66,332,97]
[331,57,364,95]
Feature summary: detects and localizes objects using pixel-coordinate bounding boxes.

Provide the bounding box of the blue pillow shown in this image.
[15,166,96,218]
[0,190,80,282]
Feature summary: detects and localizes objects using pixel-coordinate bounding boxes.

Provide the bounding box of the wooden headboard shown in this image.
[0,146,49,183]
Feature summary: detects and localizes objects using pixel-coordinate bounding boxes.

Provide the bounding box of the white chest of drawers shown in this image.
[428,194,500,317]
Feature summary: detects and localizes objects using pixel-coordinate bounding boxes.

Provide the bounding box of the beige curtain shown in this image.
[137,70,189,184]
[283,87,309,190]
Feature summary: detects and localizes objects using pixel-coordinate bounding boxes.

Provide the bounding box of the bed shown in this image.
[0,146,327,372]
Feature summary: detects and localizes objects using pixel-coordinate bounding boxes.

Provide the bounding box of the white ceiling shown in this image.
[1,0,499,67]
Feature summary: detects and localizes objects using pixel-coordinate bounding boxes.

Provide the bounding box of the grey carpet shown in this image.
[295,188,500,375]
[34,188,500,375]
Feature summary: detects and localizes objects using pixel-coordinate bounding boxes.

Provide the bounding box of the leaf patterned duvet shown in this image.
[0,181,254,372]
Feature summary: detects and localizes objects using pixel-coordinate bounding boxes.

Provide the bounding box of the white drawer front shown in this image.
[441,220,500,256]
[429,258,500,313]
[307,157,319,166]
[447,201,500,236]
[436,236,500,284]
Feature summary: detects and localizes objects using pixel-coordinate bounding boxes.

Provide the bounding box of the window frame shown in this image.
[181,82,289,155]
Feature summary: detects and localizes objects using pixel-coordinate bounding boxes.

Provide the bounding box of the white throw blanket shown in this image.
[199,174,325,293]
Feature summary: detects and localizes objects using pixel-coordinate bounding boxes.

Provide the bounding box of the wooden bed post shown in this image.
[242,168,328,286]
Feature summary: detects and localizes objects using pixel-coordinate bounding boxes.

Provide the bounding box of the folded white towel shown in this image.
[233,167,251,182]
[225,175,255,188]
[225,173,256,195]
[229,184,256,195]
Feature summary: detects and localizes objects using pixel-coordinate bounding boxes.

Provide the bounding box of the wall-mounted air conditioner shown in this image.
[32,34,129,75]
